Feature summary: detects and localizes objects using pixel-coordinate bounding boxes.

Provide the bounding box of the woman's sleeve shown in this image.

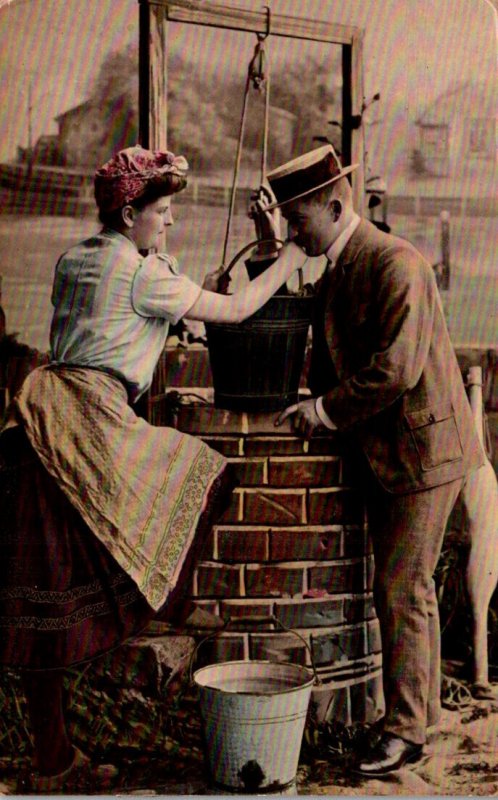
[132,253,201,324]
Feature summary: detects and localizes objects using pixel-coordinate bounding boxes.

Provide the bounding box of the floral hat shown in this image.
[94,145,189,212]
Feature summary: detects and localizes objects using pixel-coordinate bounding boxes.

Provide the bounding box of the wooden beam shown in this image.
[139,0,359,45]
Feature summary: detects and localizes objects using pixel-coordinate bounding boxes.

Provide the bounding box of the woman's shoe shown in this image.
[20,746,118,794]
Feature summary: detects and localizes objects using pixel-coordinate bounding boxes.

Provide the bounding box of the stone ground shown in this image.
[0,677,497,796]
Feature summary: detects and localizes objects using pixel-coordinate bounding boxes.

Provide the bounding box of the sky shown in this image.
[0,0,497,165]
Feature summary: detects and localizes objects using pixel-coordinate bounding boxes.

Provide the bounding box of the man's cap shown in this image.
[265,144,358,209]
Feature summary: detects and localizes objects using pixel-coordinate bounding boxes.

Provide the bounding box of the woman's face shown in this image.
[128,197,173,250]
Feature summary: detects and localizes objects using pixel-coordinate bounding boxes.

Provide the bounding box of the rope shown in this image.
[221,14,272,267]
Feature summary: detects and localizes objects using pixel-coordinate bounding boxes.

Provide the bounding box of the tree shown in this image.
[90,44,139,163]
[87,43,342,174]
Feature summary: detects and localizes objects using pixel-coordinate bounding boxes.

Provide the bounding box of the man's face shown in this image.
[282,198,336,257]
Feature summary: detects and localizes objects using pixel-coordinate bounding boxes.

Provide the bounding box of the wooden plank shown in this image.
[139,0,359,44]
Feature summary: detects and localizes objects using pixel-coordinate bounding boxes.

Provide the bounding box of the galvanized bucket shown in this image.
[192,615,319,795]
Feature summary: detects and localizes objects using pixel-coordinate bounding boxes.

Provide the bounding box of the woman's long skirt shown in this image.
[0,366,234,671]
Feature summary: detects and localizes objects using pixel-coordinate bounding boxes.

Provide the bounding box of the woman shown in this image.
[0,145,307,793]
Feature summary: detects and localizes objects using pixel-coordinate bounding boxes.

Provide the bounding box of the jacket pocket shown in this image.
[404,401,463,471]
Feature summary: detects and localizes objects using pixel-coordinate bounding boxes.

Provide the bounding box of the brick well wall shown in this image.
[152,401,384,726]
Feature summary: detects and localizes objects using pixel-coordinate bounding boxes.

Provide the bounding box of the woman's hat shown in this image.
[265,144,358,209]
[94,145,189,212]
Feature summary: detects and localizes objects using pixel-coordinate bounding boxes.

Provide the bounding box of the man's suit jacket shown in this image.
[309,218,483,494]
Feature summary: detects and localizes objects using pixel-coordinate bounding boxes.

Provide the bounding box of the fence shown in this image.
[1,166,497,218]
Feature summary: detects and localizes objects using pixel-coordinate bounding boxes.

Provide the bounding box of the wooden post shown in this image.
[138,0,169,422]
[440,210,450,291]
[138,0,168,151]
[341,33,365,214]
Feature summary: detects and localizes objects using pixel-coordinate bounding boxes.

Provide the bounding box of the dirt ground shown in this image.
[0,676,497,796]
[297,690,498,797]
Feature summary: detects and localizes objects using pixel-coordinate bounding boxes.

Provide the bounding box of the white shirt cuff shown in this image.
[315,396,337,430]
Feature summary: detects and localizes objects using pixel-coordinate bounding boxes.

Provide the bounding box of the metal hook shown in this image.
[257,5,271,41]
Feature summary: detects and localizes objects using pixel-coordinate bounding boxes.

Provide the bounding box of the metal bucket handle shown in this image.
[218,239,305,294]
[189,613,321,686]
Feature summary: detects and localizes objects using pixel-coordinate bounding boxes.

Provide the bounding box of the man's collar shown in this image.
[325,212,361,266]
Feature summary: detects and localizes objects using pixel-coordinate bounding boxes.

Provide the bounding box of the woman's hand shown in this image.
[202,265,230,294]
[187,240,308,324]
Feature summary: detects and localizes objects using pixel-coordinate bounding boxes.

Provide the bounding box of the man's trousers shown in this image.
[364,473,464,744]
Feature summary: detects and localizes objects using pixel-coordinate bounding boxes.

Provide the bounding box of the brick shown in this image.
[218,489,243,523]
[249,633,308,665]
[343,527,369,557]
[311,625,367,666]
[319,685,352,725]
[91,635,195,695]
[246,413,295,435]
[268,456,341,487]
[245,565,305,598]
[203,436,242,456]
[308,560,366,594]
[195,564,242,598]
[344,596,376,624]
[148,401,176,428]
[187,599,219,615]
[244,436,306,456]
[215,527,269,562]
[364,671,386,722]
[196,634,245,668]
[274,598,344,629]
[177,601,222,631]
[271,527,343,561]
[198,529,216,560]
[243,489,306,525]
[220,600,274,630]
[349,681,373,724]
[308,488,364,525]
[176,406,245,435]
[306,431,344,456]
[367,618,383,654]
[227,457,267,485]
[366,555,375,591]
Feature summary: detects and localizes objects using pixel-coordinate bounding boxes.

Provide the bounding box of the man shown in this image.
[261,145,484,775]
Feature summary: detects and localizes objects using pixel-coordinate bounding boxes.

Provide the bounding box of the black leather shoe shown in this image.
[354,733,423,776]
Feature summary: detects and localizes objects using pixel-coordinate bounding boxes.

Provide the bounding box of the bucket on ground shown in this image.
[194,659,314,794]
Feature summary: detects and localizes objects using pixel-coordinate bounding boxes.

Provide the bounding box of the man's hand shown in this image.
[202,265,231,294]
[275,398,323,439]
[249,186,282,257]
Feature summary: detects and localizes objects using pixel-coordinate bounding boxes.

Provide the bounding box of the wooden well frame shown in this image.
[137,0,366,209]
